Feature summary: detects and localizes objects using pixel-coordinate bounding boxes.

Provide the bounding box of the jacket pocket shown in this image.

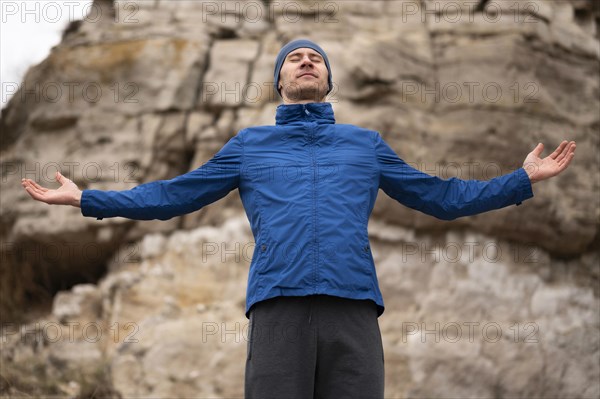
[360,234,372,260]
[254,240,271,275]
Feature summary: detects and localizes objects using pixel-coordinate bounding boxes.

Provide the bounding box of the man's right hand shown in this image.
[21,171,82,208]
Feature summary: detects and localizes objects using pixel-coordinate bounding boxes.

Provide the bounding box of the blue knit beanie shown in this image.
[273,39,333,97]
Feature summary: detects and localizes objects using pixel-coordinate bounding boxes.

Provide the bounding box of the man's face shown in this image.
[278,48,329,104]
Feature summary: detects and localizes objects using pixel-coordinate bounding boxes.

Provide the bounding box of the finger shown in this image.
[22,185,36,199]
[555,141,576,163]
[531,142,544,157]
[24,179,47,194]
[21,178,39,188]
[27,182,47,197]
[558,144,576,165]
[24,185,47,203]
[21,180,33,191]
[21,180,35,195]
[29,179,49,192]
[56,171,72,185]
[549,140,568,160]
[557,152,575,173]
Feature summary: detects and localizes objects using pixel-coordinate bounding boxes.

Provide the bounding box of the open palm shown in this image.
[21,171,82,207]
[523,140,576,184]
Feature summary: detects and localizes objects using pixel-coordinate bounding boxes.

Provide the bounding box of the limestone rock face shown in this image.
[1,0,598,398]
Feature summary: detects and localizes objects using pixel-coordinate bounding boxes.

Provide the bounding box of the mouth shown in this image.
[298,72,318,79]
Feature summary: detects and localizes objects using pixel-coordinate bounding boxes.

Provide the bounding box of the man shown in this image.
[22,39,576,398]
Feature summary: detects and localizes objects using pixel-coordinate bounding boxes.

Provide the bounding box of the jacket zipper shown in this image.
[305,105,318,292]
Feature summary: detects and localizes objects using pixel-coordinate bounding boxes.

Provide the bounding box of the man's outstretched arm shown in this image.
[21,132,244,221]
[373,132,576,221]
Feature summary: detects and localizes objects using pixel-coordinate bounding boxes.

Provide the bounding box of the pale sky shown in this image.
[1,0,93,107]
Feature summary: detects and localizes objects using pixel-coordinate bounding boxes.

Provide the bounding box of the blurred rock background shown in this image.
[1,0,598,397]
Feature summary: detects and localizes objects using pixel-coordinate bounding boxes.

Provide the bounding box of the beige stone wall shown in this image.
[1,0,598,397]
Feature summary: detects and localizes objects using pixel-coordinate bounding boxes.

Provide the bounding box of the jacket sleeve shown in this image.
[80,132,244,221]
[373,132,534,221]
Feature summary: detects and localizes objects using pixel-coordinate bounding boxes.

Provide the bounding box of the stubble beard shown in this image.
[281,81,328,103]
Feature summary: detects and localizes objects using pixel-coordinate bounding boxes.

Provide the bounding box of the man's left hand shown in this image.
[523,140,576,184]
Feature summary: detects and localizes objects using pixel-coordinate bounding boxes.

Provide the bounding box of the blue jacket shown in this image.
[81,102,534,317]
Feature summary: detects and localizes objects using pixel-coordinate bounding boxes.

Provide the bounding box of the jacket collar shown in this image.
[275,102,336,125]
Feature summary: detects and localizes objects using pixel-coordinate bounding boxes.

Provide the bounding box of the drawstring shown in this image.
[308,295,313,324]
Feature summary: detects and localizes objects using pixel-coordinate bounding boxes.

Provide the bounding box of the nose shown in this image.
[299,55,314,67]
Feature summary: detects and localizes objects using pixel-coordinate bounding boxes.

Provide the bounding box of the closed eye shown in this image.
[287,53,323,62]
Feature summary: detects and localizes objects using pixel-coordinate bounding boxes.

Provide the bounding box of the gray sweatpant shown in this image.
[244,294,385,399]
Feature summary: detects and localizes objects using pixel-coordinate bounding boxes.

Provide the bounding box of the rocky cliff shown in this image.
[1,0,598,397]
